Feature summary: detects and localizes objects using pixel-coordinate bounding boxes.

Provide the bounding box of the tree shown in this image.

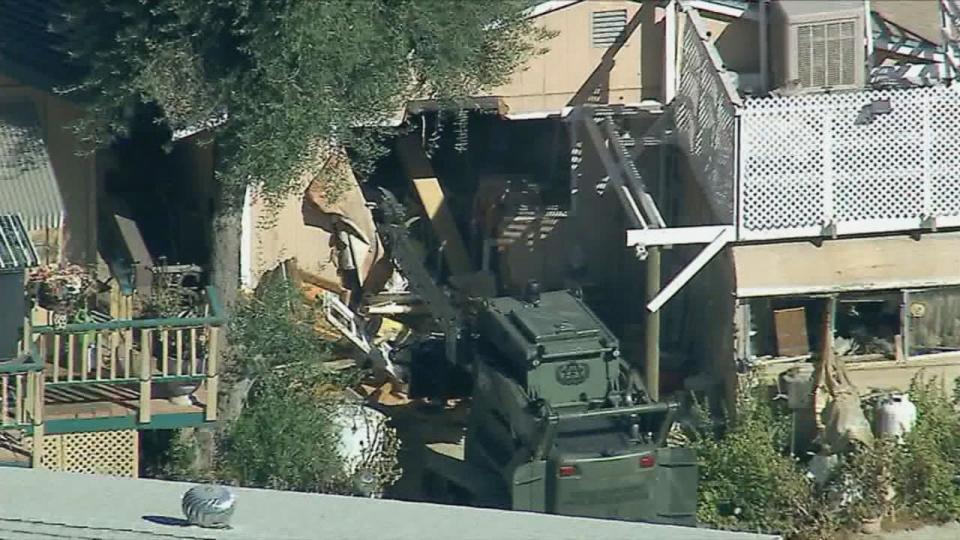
[60,0,549,201]
[55,0,548,468]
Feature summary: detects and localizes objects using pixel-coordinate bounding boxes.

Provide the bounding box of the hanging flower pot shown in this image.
[27,264,96,321]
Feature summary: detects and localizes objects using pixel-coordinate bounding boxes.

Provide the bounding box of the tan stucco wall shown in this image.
[490,0,661,115]
[0,73,97,264]
[701,12,759,75]
[248,186,340,289]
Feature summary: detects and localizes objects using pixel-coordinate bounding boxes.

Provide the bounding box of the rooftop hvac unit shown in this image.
[770,0,867,94]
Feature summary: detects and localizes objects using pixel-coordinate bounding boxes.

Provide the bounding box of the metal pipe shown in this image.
[557,401,675,422]
[645,247,661,401]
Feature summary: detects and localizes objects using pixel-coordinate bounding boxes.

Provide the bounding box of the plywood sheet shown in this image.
[774,307,809,357]
[733,232,960,298]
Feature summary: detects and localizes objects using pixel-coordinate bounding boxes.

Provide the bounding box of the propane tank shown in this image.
[876,393,917,440]
[330,401,400,497]
[781,366,814,410]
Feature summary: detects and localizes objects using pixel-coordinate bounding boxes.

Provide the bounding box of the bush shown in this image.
[828,437,896,528]
[896,376,960,521]
[693,372,960,538]
[691,389,836,539]
[217,363,358,493]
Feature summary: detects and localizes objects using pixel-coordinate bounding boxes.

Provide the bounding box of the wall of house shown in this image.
[244,151,383,293]
[732,231,960,298]
[489,0,663,115]
[700,12,759,75]
[664,147,737,400]
[0,73,97,264]
[246,183,341,291]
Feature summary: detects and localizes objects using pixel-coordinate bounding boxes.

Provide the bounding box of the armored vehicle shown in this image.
[368,187,696,523]
[422,288,698,525]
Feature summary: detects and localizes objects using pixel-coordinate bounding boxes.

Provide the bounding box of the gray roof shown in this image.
[0,467,781,540]
[0,101,65,231]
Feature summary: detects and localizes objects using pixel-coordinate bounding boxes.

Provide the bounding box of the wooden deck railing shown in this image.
[0,350,43,429]
[31,286,225,424]
[0,348,45,467]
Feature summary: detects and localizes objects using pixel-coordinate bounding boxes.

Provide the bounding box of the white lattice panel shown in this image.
[672,11,739,223]
[739,84,960,240]
[27,429,138,478]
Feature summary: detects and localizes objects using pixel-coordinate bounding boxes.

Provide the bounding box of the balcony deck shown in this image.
[0,286,224,468]
[43,383,208,431]
[671,5,960,244]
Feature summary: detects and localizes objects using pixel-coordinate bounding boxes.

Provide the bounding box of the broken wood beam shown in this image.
[395,135,473,276]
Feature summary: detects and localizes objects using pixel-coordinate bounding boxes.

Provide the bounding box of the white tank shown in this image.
[876,393,917,439]
[781,366,814,410]
[330,401,401,497]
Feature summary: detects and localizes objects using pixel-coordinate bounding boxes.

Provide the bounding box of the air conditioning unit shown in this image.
[770,0,867,94]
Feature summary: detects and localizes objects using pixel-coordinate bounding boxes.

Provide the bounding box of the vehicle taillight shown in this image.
[558,465,579,477]
[639,454,656,468]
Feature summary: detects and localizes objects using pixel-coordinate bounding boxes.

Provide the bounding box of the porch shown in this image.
[0,286,223,468]
[670,5,960,243]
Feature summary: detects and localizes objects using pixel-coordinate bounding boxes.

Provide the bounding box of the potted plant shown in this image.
[26,264,96,328]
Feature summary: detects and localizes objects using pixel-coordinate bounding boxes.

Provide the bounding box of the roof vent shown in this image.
[182,485,236,529]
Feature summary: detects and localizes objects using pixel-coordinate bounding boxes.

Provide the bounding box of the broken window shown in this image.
[904,286,960,357]
[746,292,902,362]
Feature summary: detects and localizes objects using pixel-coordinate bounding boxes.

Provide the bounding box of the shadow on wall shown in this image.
[566,4,645,106]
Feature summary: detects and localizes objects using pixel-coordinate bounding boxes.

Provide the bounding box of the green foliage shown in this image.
[692,390,833,538]
[59,0,551,203]
[829,438,896,526]
[896,376,960,521]
[217,363,356,492]
[153,274,373,493]
[228,272,333,378]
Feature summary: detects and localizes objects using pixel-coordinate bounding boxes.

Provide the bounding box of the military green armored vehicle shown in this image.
[370,187,696,524]
[422,288,698,525]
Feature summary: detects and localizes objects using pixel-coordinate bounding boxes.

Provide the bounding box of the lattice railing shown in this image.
[738,84,960,240]
[672,8,740,224]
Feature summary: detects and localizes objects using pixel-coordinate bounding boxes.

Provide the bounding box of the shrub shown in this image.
[692,389,836,539]
[896,376,960,521]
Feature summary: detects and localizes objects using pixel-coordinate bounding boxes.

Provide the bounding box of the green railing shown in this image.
[30,286,224,423]
[0,345,44,430]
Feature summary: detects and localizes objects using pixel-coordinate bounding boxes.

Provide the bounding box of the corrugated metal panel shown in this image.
[0,214,39,270]
[591,9,628,48]
[0,101,65,232]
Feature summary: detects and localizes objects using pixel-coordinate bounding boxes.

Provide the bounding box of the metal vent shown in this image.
[182,485,236,529]
[797,20,856,88]
[591,9,627,48]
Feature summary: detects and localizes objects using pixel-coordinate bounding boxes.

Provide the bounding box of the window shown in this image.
[591,9,628,48]
[797,20,857,88]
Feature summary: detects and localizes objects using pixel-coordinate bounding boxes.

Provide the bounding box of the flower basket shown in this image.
[27,264,96,323]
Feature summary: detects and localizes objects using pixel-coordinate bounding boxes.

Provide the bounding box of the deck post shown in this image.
[645,247,661,402]
[31,372,44,469]
[21,316,31,354]
[139,329,153,424]
[205,327,220,422]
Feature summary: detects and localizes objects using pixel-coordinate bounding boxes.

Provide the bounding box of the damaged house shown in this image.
[370,0,960,408]
[648,0,960,402]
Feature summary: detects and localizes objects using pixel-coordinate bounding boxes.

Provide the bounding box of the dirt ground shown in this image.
[863,521,960,539]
